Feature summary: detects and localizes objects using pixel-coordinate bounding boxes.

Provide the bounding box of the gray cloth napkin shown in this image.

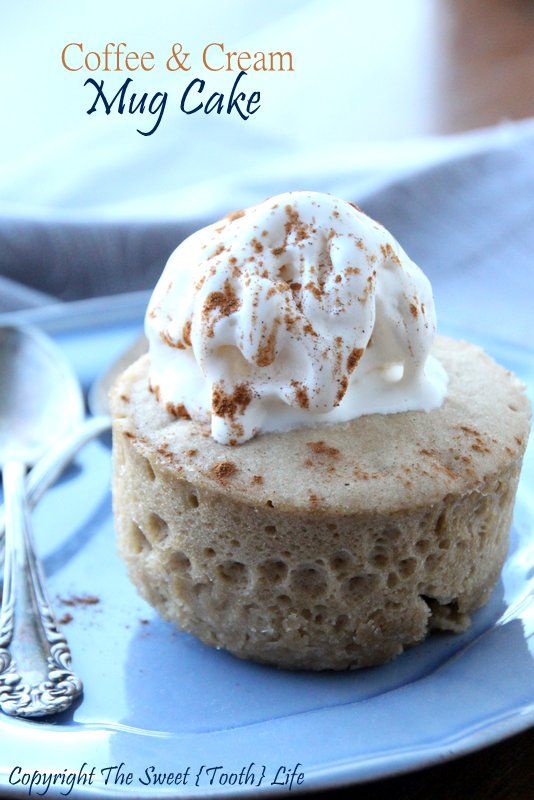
[1,130,533,348]
[363,139,534,347]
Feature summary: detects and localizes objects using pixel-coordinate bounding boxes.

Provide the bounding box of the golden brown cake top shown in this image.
[111,336,530,516]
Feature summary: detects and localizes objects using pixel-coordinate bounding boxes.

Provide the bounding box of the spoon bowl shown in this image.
[0,326,84,466]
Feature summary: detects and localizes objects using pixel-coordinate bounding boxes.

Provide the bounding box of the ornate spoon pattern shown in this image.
[0,325,84,717]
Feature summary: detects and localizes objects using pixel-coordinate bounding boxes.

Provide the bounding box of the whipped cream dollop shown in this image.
[145,191,448,444]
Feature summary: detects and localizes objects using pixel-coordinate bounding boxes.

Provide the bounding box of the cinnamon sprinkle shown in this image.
[309,492,319,508]
[157,443,173,460]
[347,347,364,373]
[256,321,280,367]
[353,466,380,480]
[210,243,225,258]
[284,204,308,244]
[307,441,340,459]
[471,442,491,454]
[166,402,191,420]
[291,380,309,409]
[380,242,401,265]
[419,449,458,479]
[336,375,349,404]
[212,382,253,419]
[204,280,240,325]
[459,425,481,436]
[183,320,192,347]
[60,594,100,607]
[160,330,184,349]
[457,424,491,454]
[227,209,245,222]
[210,461,238,482]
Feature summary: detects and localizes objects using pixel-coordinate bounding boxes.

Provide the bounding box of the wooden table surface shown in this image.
[303,1,534,798]
[316,729,534,800]
[327,0,534,140]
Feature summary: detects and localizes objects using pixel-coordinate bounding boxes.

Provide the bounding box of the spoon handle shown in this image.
[0,460,83,717]
[0,415,111,547]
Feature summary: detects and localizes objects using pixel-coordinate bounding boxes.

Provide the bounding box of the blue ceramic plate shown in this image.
[0,295,532,799]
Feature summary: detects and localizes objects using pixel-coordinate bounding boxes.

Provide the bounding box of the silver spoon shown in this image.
[0,335,144,547]
[0,325,85,717]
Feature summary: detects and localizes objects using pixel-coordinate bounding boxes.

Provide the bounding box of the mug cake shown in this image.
[111,191,530,670]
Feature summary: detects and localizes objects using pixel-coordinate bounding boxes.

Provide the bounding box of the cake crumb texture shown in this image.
[110,336,530,670]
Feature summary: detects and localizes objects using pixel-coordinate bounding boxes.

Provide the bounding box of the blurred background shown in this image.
[1,0,533,341]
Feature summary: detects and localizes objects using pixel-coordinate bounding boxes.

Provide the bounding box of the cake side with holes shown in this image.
[110,336,530,670]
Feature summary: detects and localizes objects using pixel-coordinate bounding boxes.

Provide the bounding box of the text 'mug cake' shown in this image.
[111,191,530,670]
